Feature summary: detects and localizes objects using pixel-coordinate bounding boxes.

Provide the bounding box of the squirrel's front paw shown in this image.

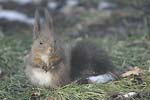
[40,62,48,71]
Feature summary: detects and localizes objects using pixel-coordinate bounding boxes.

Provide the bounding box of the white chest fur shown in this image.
[41,54,49,66]
[26,67,52,87]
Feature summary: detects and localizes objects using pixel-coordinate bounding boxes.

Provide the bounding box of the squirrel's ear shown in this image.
[33,9,40,40]
[44,8,54,36]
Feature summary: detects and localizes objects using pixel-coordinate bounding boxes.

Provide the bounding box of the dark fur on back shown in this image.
[70,40,118,80]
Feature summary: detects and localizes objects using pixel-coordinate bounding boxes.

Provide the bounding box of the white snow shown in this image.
[87,73,115,83]
[66,0,78,7]
[124,92,137,98]
[0,10,34,25]
[0,0,42,5]
[47,1,58,10]
[61,0,79,14]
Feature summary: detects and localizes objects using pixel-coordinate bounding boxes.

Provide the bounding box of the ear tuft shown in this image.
[44,8,54,33]
[44,8,51,25]
[33,9,41,40]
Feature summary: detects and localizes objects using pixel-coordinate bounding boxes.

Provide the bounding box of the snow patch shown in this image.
[0,0,42,5]
[124,92,137,98]
[47,1,58,10]
[0,10,34,25]
[66,0,78,7]
[87,73,115,83]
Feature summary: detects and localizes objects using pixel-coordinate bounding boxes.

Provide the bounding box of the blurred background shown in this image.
[0,0,149,38]
[0,0,150,99]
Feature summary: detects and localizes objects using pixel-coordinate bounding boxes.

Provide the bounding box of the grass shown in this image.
[0,0,150,99]
[0,33,150,100]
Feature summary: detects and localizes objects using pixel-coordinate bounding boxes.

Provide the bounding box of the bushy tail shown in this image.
[70,39,123,84]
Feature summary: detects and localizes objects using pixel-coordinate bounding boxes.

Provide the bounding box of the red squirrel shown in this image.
[25,9,120,89]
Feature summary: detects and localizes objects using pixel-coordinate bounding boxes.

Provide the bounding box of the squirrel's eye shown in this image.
[40,42,43,45]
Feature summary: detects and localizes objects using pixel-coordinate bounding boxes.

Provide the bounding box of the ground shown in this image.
[0,33,150,100]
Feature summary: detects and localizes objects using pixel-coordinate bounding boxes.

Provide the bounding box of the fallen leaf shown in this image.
[121,67,143,77]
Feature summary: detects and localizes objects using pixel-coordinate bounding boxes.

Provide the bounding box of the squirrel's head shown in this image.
[31,9,62,68]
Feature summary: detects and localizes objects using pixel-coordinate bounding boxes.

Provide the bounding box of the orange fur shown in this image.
[33,57,42,65]
[49,55,60,63]
[32,54,60,66]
